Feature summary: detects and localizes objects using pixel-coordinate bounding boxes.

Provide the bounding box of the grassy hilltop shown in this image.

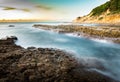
[74,0,120,24]
[91,0,120,16]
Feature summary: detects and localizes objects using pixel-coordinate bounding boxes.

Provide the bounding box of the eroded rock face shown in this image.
[0,37,118,82]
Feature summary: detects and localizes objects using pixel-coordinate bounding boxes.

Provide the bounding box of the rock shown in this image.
[33,24,120,43]
[8,25,15,27]
[0,36,118,82]
[10,36,18,40]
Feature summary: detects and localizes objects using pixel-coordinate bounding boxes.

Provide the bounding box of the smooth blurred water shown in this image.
[0,23,120,81]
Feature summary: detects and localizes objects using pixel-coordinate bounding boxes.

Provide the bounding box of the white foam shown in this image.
[88,68,119,81]
[91,38,111,43]
[78,57,105,67]
[65,33,81,38]
[55,38,68,42]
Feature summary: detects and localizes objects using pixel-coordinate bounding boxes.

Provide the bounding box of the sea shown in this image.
[0,22,120,81]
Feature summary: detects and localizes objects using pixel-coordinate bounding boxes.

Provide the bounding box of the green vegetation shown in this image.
[110,0,120,12]
[91,1,110,16]
[91,0,120,16]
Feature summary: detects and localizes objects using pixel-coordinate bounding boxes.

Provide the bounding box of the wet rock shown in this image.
[33,24,120,43]
[8,25,15,27]
[0,37,118,82]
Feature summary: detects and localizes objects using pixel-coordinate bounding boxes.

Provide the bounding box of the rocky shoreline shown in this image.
[33,24,120,43]
[0,36,119,82]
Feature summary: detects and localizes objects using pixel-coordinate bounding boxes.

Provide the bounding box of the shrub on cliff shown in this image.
[91,0,120,16]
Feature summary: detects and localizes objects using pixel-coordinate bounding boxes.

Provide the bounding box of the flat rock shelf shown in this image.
[33,24,120,43]
[0,36,119,82]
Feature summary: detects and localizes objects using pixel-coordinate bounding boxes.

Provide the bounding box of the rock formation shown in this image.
[74,0,120,24]
[0,37,118,82]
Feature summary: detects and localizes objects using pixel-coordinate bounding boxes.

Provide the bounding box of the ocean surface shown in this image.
[0,22,120,81]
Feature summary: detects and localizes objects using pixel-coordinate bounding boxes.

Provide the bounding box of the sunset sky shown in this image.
[0,0,109,21]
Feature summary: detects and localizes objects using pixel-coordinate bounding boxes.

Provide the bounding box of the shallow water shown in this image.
[0,23,120,81]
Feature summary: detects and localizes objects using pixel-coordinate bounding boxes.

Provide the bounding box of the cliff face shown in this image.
[74,0,120,24]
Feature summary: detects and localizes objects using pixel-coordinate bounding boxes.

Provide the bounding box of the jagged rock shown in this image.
[0,37,118,82]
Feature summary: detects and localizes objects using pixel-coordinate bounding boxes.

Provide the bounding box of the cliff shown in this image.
[74,0,120,24]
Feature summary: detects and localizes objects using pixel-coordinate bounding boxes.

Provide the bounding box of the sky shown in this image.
[0,0,109,21]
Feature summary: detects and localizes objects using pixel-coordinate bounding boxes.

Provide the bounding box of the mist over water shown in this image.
[0,23,120,81]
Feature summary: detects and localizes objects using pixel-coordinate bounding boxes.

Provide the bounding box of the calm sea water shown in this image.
[0,22,120,81]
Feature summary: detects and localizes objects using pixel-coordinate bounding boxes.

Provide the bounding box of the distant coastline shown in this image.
[0,19,44,23]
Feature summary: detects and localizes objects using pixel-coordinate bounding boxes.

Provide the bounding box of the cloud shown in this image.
[0,6,31,12]
[3,7,16,10]
[0,0,53,11]
[0,0,34,9]
[21,9,31,12]
[36,5,52,10]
